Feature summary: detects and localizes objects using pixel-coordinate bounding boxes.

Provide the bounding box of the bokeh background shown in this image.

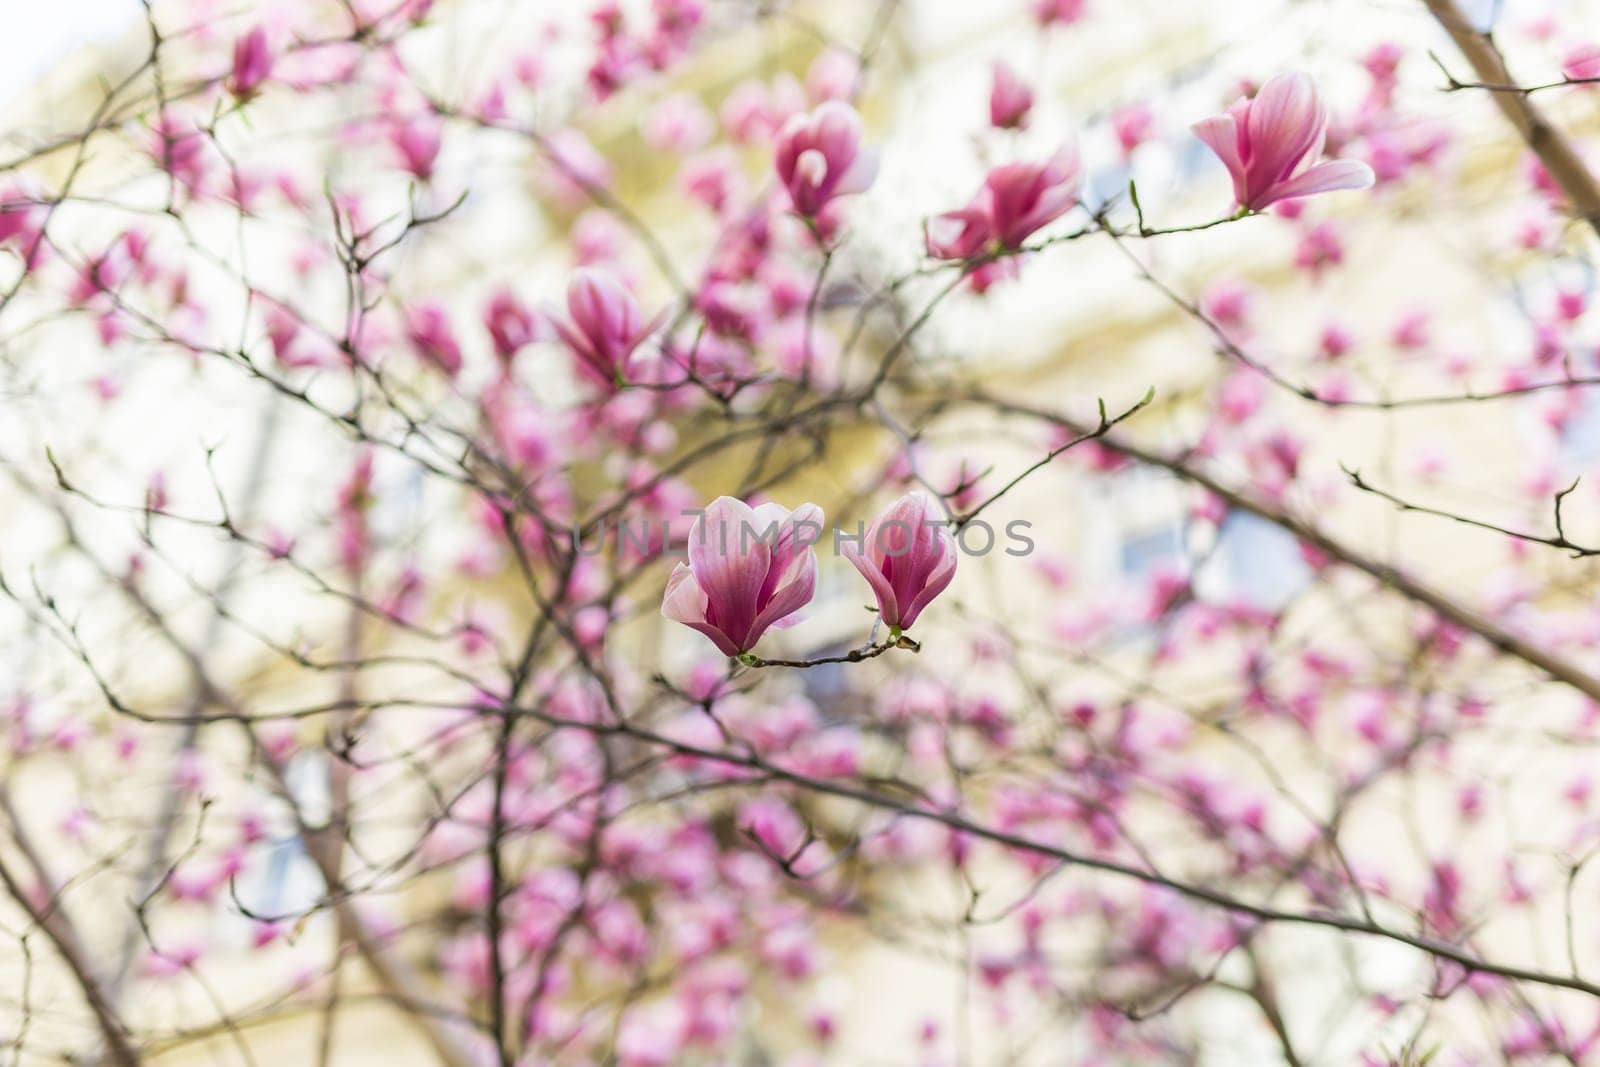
[4,1,1600,1065]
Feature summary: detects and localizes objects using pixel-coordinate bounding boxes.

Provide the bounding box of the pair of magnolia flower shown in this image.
[924,71,1378,255]
[771,99,1079,255]
[661,493,957,658]
[771,71,1374,240]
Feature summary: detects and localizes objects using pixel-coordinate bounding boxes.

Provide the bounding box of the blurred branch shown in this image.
[1423,0,1600,238]
[1345,466,1600,558]
[0,795,140,1066]
[505,695,1600,1002]
[1427,50,1600,95]
[964,389,1600,704]
[108,402,284,1001]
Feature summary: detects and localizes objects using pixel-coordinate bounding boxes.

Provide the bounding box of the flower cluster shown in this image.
[662,492,957,655]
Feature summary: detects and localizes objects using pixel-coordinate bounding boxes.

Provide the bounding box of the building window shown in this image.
[1195,510,1311,612]
[228,752,328,930]
[1560,391,1600,467]
[1119,521,1184,582]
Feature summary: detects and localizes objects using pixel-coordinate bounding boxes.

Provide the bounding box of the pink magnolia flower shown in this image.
[1216,371,1265,424]
[1033,0,1086,26]
[483,288,546,365]
[1319,321,1355,359]
[252,921,285,948]
[1293,220,1344,275]
[1360,42,1404,109]
[923,201,993,261]
[143,942,203,978]
[1112,103,1155,155]
[543,128,614,203]
[228,27,274,99]
[571,209,629,265]
[925,148,1081,258]
[964,258,1021,294]
[1192,72,1374,211]
[721,78,800,144]
[681,149,744,214]
[1556,287,1587,322]
[773,102,877,218]
[390,117,442,181]
[586,37,641,100]
[553,269,659,387]
[150,113,211,194]
[1565,45,1600,83]
[662,496,823,656]
[616,1001,687,1067]
[264,301,332,369]
[651,0,705,61]
[989,61,1034,130]
[842,491,957,634]
[1363,42,1404,86]
[806,49,859,102]
[404,302,463,377]
[985,150,1082,247]
[644,93,714,153]
[1390,308,1429,349]
[0,187,44,255]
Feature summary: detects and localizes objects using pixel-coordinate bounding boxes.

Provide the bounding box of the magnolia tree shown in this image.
[9,0,1600,1064]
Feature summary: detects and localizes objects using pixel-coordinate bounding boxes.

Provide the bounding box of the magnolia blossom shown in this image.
[544,128,615,203]
[228,27,273,99]
[721,77,803,143]
[264,301,332,369]
[1112,103,1155,154]
[1192,71,1375,211]
[404,302,463,378]
[391,117,443,181]
[0,187,43,250]
[806,50,860,102]
[989,61,1034,129]
[1033,0,1086,25]
[644,92,714,152]
[483,288,546,365]
[553,269,658,387]
[773,101,878,217]
[925,147,1081,259]
[662,497,823,656]
[843,492,957,633]
[1564,44,1600,83]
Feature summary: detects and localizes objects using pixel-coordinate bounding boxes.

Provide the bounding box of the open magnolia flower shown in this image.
[925,147,1081,259]
[773,101,878,218]
[1192,71,1375,212]
[842,491,957,635]
[553,268,661,388]
[662,496,824,656]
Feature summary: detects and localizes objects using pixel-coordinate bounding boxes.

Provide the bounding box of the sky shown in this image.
[0,0,1541,110]
[0,0,134,106]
